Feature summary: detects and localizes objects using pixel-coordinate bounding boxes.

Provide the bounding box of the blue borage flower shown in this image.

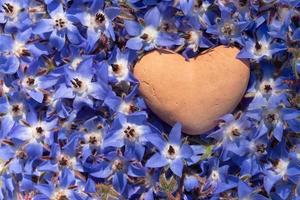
[104,112,151,160]
[263,144,300,196]
[125,7,182,51]
[32,1,83,50]
[246,100,300,141]
[145,123,193,177]
[57,57,108,110]
[73,0,120,51]
[237,32,287,62]
[90,149,145,195]
[202,157,238,195]
[206,7,249,45]
[208,113,251,161]
[0,29,33,74]
[246,61,290,108]
[0,0,31,32]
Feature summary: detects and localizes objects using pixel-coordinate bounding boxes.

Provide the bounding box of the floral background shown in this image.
[0,0,300,199]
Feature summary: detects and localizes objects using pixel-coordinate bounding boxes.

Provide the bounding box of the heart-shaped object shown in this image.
[134,46,250,135]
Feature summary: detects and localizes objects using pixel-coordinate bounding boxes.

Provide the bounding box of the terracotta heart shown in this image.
[134,46,250,135]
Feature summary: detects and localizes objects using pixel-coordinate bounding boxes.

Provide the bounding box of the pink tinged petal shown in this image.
[146,153,168,168]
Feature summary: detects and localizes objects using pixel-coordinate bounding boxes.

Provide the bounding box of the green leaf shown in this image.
[200,145,213,160]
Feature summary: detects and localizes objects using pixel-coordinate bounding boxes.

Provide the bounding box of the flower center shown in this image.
[123,125,139,141]
[16,150,27,159]
[255,143,267,154]
[211,170,220,181]
[10,103,23,117]
[95,12,106,25]
[225,124,242,141]
[265,112,279,125]
[2,3,19,18]
[118,102,139,114]
[231,128,241,137]
[84,132,103,146]
[163,144,179,160]
[58,156,69,166]
[13,41,29,57]
[140,27,158,43]
[111,64,121,74]
[70,57,82,70]
[51,189,69,200]
[112,159,124,171]
[221,23,235,36]
[54,17,68,30]
[109,59,129,81]
[274,159,289,176]
[26,77,35,87]
[71,77,88,94]
[253,41,270,57]
[264,84,272,93]
[36,126,44,134]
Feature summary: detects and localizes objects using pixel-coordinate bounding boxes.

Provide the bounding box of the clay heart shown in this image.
[134,46,250,135]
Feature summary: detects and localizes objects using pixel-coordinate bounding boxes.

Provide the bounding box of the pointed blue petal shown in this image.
[169,122,182,145]
[170,158,183,177]
[146,153,168,168]
[126,37,143,50]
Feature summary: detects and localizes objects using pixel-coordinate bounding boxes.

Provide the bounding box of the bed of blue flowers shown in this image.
[0,0,300,199]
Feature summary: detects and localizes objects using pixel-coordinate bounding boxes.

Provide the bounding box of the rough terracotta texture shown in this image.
[134,46,250,135]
